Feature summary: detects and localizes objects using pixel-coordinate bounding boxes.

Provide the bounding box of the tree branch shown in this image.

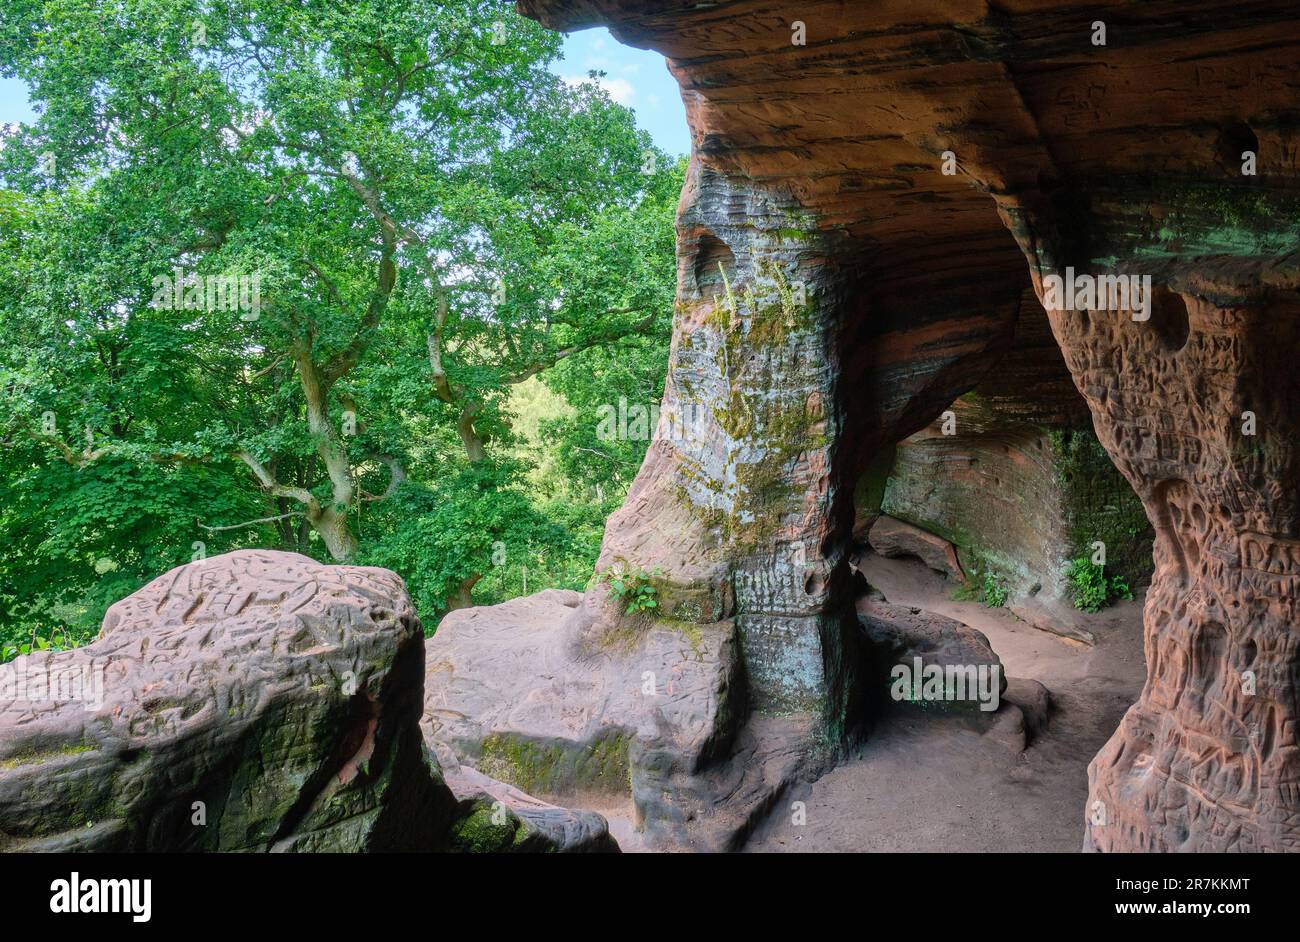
[426,286,455,403]
[503,310,657,386]
[199,512,305,533]
[248,353,287,382]
[359,454,405,502]
[36,432,108,468]
[320,165,399,383]
[236,449,320,511]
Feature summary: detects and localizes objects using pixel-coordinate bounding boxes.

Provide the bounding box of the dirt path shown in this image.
[743,554,1146,852]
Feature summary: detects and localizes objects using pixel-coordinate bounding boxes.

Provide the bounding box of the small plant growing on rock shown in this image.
[981,571,1008,608]
[1066,557,1133,613]
[0,626,87,664]
[603,565,661,616]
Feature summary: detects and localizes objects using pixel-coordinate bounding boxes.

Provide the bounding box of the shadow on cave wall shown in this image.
[820,257,1155,740]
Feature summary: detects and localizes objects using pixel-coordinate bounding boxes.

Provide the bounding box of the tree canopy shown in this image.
[0,0,682,651]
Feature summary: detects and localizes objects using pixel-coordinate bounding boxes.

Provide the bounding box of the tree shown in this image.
[0,0,683,633]
[0,0,678,593]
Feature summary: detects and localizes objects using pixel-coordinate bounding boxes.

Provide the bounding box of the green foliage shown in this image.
[981,571,1008,608]
[0,624,99,663]
[0,3,682,646]
[1049,429,1153,590]
[1066,557,1134,613]
[602,565,661,616]
[356,460,603,630]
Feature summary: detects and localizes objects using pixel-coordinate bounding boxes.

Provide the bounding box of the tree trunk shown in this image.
[293,351,360,561]
[311,507,358,561]
[447,573,481,610]
[457,400,487,463]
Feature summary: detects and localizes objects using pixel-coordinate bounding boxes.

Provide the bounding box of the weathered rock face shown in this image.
[422,586,809,850]
[1062,294,1300,852]
[514,0,1300,851]
[873,301,1153,609]
[0,551,614,852]
[0,551,445,850]
[866,516,966,583]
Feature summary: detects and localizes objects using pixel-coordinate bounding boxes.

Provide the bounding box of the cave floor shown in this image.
[741,554,1147,853]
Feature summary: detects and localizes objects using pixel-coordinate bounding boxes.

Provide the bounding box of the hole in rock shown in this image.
[1217,121,1259,173]
[1147,286,1191,353]
[813,277,1157,853]
[692,233,735,299]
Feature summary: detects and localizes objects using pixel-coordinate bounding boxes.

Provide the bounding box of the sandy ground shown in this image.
[742,554,1147,853]
[569,795,652,853]
[565,554,1145,853]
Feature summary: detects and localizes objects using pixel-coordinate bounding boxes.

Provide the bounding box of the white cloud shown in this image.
[598,77,636,105]
[561,74,636,106]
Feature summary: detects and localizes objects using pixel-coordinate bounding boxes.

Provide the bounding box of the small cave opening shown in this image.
[818,278,1157,850]
[692,232,736,300]
[1147,286,1191,353]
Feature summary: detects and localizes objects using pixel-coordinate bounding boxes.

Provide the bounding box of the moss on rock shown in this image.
[477,732,631,798]
[1049,429,1153,588]
[449,805,525,853]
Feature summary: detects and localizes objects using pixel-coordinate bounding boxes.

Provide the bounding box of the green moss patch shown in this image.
[0,742,95,770]
[1049,429,1153,588]
[477,733,631,798]
[449,806,526,853]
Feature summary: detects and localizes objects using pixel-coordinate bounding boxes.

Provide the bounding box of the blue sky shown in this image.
[0,76,36,124]
[554,28,689,156]
[0,27,689,155]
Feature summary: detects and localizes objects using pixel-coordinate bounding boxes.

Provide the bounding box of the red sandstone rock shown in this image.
[0,550,446,851]
[0,551,613,853]
[422,585,813,850]
[513,0,1300,852]
[867,516,966,582]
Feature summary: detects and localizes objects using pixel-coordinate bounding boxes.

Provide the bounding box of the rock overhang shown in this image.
[503,0,1300,852]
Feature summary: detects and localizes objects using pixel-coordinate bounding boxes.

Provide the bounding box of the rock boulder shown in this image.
[0,551,613,853]
[867,516,966,582]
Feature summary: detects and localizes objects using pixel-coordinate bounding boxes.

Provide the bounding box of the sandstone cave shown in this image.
[420,0,1300,854]
[2,0,1298,863]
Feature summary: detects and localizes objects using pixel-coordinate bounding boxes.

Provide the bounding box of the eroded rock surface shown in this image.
[423,586,808,850]
[0,551,613,853]
[513,0,1300,852]
[866,516,965,583]
[0,550,446,850]
[1063,294,1300,852]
